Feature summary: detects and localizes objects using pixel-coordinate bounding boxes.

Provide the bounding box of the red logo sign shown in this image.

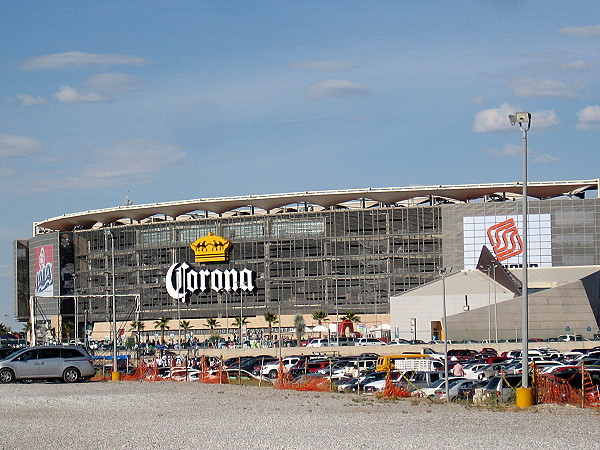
[487,219,523,261]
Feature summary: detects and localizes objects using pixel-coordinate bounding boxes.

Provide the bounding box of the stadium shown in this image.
[13,178,600,344]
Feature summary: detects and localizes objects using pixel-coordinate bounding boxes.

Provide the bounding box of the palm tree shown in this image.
[312,310,328,325]
[154,317,170,345]
[130,320,145,344]
[205,318,220,335]
[62,321,75,343]
[0,323,9,335]
[232,316,249,343]
[342,311,361,323]
[294,315,306,344]
[263,312,278,340]
[180,320,192,342]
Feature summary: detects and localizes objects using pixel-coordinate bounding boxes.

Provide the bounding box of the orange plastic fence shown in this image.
[535,364,600,408]
[378,371,411,399]
[273,358,330,392]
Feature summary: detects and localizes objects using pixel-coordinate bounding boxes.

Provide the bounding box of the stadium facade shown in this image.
[13,179,600,342]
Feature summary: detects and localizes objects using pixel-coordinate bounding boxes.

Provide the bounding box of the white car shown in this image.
[260,356,301,378]
[355,338,386,346]
[307,338,329,347]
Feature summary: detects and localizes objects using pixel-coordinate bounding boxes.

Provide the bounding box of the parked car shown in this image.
[258,356,302,379]
[307,338,329,347]
[436,378,477,402]
[483,375,532,403]
[355,338,386,346]
[0,345,95,383]
[388,339,411,345]
[457,379,489,402]
[557,334,584,342]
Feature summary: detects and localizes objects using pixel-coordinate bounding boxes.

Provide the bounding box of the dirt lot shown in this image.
[0,381,597,449]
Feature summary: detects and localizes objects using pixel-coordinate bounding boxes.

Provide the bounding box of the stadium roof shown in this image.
[34,179,599,233]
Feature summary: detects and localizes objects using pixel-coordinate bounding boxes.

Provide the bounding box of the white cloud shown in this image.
[512,78,577,98]
[293,61,358,72]
[576,105,600,130]
[485,143,522,157]
[54,85,108,103]
[15,94,47,106]
[21,51,148,70]
[72,138,186,187]
[86,73,141,92]
[473,104,559,133]
[0,133,43,158]
[473,103,518,132]
[560,60,591,71]
[534,154,559,164]
[485,144,558,164]
[534,110,560,128]
[559,24,600,37]
[307,79,371,99]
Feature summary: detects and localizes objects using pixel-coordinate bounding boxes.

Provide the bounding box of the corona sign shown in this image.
[166,262,256,302]
[190,232,231,262]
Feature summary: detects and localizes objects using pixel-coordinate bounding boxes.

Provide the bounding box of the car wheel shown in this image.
[451,396,459,403]
[268,369,278,379]
[62,367,80,383]
[0,368,15,384]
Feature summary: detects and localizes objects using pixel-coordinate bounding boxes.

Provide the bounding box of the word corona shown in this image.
[166,262,256,302]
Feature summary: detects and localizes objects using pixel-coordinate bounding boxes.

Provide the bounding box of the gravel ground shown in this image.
[0,381,597,449]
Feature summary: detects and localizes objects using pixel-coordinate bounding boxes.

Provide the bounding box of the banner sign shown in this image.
[463,214,551,270]
[34,245,54,297]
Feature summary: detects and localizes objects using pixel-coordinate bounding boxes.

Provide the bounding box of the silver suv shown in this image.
[0,345,96,383]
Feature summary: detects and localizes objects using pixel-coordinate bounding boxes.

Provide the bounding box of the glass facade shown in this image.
[44,206,442,323]
[17,196,599,326]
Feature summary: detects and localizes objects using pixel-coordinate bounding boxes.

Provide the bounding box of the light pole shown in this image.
[105,231,119,380]
[440,267,451,403]
[277,299,282,360]
[493,263,498,343]
[509,111,532,404]
[487,265,491,343]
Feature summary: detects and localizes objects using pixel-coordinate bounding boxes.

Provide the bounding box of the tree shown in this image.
[180,320,192,342]
[232,316,249,342]
[154,317,170,345]
[129,320,145,345]
[263,312,278,340]
[62,321,75,343]
[294,315,306,344]
[205,318,219,335]
[312,310,328,325]
[342,311,361,323]
[0,323,8,335]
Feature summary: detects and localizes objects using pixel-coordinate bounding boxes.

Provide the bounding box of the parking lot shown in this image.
[0,381,598,449]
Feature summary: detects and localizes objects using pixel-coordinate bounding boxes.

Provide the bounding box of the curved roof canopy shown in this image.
[34,179,599,233]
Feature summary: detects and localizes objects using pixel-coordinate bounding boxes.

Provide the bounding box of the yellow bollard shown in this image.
[111,371,122,381]
[515,387,534,407]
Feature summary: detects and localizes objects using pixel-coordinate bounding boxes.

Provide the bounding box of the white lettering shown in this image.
[165,263,256,299]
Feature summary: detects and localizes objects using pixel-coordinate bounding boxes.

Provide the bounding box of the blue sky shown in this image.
[1,2,600,328]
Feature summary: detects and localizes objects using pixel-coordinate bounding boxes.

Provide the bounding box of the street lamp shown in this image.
[509,111,532,404]
[439,267,451,403]
[105,231,119,381]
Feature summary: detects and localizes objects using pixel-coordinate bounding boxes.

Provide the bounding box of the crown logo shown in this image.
[190,233,232,262]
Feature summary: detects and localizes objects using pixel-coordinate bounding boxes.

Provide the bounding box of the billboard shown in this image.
[463,214,551,270]
[34,245,54,297]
